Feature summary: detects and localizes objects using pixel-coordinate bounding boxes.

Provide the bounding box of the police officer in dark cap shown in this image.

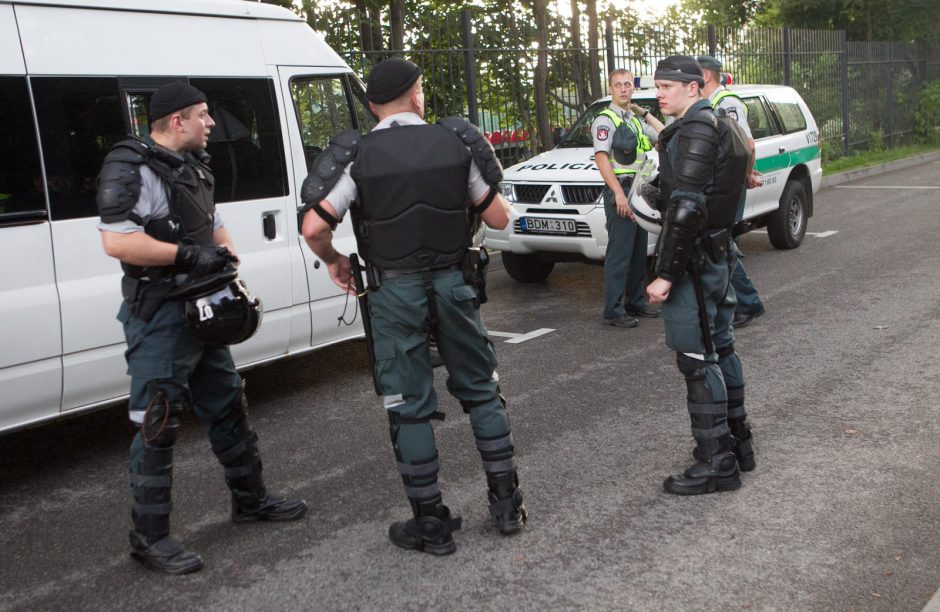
[645,56,756,495]
[97,81,306,575]
[300,57,526,555]
[696,55,767,328]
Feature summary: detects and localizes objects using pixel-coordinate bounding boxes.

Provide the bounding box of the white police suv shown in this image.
[485,85,822,282]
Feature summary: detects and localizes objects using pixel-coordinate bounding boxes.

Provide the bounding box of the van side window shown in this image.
[0,77,45,222]
[742,97,780,141]
[31,77,125,221]
[765,90,807,134]
[190,78,288,203]
[347,77,377,132]
[290,77,356,170]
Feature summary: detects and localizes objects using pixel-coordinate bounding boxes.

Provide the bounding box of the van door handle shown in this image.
[778,146,787,154]
[263,213,277,240]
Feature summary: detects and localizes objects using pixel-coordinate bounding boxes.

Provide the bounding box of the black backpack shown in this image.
[707,107,750,201]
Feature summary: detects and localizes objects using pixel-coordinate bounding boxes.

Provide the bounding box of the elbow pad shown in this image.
[653,194,707,281]
[300,129,360,226]
[438,117,504,187]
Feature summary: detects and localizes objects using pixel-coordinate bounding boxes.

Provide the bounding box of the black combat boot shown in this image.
[726,384,756,472]
[216,432,308,523]
[485,470,527,535]
[388,494,462,556]
[129,400,203,575]
[388,453,462,555]
[475,432,527,534]
[667,354,742,495]
[693,432,755,472]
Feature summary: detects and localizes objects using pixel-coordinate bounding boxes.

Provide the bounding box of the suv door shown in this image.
[742,95,787,218]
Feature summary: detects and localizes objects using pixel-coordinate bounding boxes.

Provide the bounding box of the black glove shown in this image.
[175,241,238,277]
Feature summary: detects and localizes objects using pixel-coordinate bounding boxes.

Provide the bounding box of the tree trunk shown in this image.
[389,0,405,55]
[508,7,533,156]
[354,0,374,55]
[586,0,602,100]
[533,0,551,152]
[569,0,590,112]
[369,5,384,59]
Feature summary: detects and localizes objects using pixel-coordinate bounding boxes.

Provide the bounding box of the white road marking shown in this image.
[750,229,838,238]
[488,328,556,344]
[834,185,940,189]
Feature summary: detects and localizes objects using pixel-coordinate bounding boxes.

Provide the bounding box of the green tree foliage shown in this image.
[683,0,940,43]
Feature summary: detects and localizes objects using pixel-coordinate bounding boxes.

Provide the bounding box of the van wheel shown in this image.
[767,180,808,249]
[500,252,554,283]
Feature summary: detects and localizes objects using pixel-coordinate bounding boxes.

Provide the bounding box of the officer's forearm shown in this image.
[100,229,178,267]
[595,153,623,196]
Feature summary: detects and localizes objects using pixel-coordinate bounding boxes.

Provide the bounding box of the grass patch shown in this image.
[823,143,940,175]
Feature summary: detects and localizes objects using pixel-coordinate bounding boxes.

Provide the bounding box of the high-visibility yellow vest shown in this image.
[596,108,653,175]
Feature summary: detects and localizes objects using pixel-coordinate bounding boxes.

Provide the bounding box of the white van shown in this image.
[0,0,374,433]
[485,85,822,282]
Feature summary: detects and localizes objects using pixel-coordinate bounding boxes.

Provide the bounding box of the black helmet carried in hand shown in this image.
[183,277,262,345]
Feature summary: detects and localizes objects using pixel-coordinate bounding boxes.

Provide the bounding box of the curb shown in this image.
[820,150,940,189]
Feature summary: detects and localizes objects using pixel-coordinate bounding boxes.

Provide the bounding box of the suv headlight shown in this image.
[499,182,515,201]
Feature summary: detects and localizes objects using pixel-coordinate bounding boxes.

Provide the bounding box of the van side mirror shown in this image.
[552,127,566,146]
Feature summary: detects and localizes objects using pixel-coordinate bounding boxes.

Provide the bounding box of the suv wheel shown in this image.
[500,252,555,283]
[767,179,808,249]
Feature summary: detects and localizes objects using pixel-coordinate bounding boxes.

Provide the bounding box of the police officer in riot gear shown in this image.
[300,58,525,555]
[592,69,664,328]
[645,56,756,495]
[697,55,767,328]
[97,82,306,575]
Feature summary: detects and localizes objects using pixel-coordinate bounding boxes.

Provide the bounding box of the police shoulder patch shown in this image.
[726,109,738,121]
[596,126,609,141]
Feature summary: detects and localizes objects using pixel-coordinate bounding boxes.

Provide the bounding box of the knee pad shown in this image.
[140,390,184,449]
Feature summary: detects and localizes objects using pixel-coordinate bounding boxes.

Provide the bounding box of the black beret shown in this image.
[365,58,422,104]
[654,55,705,87]
[149,82,208,123]
[696,55,722,71]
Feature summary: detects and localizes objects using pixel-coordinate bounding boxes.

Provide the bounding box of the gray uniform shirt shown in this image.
[710,87,753,140]
[323,111,491,219]
[98,148,224,234]
[591,103,659,172]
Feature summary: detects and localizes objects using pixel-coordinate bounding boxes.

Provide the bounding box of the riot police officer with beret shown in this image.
[97,82,306,575]
[645,56,756,495]
[300,58,526,555]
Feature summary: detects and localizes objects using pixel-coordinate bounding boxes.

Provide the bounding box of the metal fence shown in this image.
[334,8,940,164]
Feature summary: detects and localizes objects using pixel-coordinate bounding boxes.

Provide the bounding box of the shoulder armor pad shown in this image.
[96,139,148,223]
[300,129,361,210]
[438,117,503,187]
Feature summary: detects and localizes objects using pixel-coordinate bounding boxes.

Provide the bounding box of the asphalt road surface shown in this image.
[2,162,938,611]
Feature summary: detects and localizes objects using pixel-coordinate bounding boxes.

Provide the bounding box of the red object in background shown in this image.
[491,130,502,145]
[484,131,491,141]
[722,72,734,85]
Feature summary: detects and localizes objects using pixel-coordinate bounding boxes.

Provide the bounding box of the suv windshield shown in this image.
[557,101,609,149]
[557,98,660,149]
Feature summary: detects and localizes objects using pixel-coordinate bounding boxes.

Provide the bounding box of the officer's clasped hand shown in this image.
[175,241,240,277]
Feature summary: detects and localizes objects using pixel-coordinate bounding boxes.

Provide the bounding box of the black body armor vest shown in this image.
[658,113,741,232]
[124,147,216,280]
[350,123,472,271]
